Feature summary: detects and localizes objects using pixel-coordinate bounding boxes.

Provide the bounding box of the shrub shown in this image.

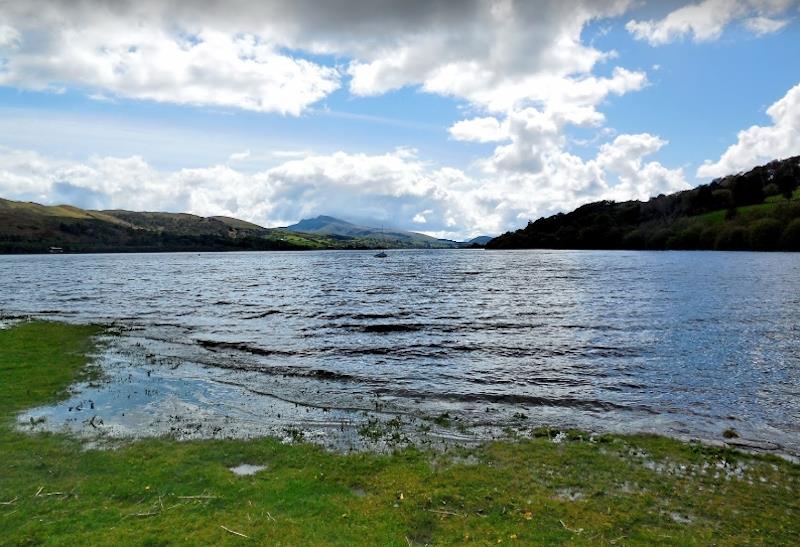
[646,228,672,250]
[668,226,703,250]
[698,227,719,249]
[715,227,748,250]
[622,230,646,249]
[748,218,783,251]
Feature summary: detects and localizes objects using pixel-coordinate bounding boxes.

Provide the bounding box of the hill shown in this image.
[488,156,800,251]
[0,201,479,253]
[286,215,463,248]
[0,199,320,253]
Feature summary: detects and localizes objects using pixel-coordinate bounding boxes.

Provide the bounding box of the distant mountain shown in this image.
[467,235,493,245]
[286,215,462,249]
[287,215,365,236]
[488,156,800,251]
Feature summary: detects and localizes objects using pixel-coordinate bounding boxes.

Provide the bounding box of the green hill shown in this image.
[0,199,314,253]
[488,156,800,251]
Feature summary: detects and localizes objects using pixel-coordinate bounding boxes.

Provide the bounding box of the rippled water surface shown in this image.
[2,250,799,451]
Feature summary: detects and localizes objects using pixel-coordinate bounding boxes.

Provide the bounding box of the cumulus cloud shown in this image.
[344,0,639,112]
[0,1,642,115]
[0,138,688,240]
[626,0,794,45]
[473,126,688,228]
[449,117,508,143]
[596,134,690,201]
[412,210,433,224]
[697,82,800,178]
[0,3,341,114]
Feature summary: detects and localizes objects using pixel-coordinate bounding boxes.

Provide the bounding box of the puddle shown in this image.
[17,333,499,452]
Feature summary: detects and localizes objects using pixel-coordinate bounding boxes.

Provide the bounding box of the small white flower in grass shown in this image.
[552,431,567,444]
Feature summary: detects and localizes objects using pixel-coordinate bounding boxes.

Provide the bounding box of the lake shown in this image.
[2,250,799,453]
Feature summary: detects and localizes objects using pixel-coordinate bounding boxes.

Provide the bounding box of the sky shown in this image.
[0,0,799,239]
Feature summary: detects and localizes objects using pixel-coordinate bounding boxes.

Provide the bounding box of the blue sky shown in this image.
[0,1,798,239]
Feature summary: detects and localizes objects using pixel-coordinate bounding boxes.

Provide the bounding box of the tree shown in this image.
[773,158,799,200]
[730,175,764,207]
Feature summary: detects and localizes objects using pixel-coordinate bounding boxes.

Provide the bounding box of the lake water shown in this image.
[2,250,799,453]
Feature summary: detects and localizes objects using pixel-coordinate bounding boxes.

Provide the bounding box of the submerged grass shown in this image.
[1,322,799,545]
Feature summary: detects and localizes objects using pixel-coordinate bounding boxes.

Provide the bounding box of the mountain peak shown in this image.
[313,215,351,224]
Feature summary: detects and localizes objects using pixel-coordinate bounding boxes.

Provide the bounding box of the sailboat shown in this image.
[374,225,388,258]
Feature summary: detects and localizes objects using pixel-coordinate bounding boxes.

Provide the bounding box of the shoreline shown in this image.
[2,321,799,544]
[4,315,798,460]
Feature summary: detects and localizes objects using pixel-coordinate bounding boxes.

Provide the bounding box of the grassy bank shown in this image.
[1,322,798,545]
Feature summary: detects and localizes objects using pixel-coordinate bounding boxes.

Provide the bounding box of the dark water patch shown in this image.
[242,310,281,319]
[312,311,414,321]
[207,360,371,384]
[360,323,426,333]
[196,339,295,358]
[377,387,658,414]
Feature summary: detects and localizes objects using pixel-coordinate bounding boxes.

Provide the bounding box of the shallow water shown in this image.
[2,249,799,452]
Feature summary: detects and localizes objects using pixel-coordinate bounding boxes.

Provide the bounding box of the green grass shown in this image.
[694,190,800,226]
[1,322,799,545]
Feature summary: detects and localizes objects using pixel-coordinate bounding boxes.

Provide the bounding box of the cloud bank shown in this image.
[0,140,688,240]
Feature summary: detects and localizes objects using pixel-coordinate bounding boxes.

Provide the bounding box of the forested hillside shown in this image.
[488,156,800,251]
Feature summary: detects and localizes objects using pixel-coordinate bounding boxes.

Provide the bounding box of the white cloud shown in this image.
[229,149,251,161]
[697,82,800,178]
[271,150,313,159]
[449,117,508,143]
[743,15,790,34]
[0,141,688,240]
[0,6,340,115]
[345,1,638,112]
[472,126,688,228]
[597,134,690,201]
[626,0,794,45]
[412,210,433,224]
[0,1,642,116]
